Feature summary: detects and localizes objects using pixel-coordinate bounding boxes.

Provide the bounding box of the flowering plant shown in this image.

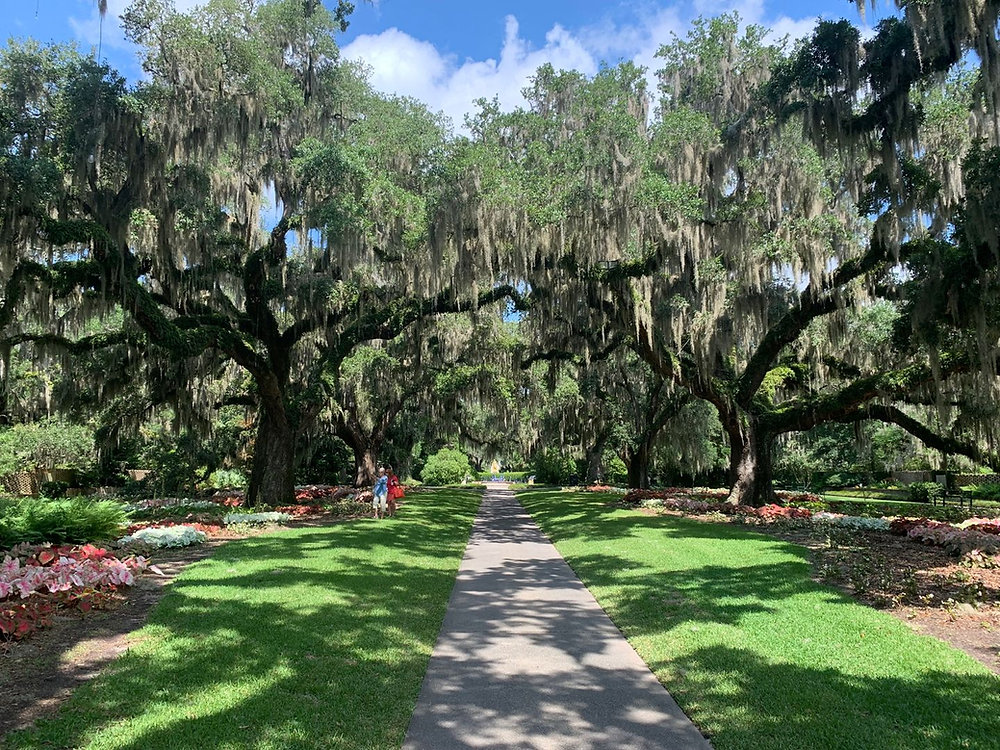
[751,504,814,520]
[775,490,825,505]
[957,517,1000,535]
[811,513,890,531]
[274,504,323,517]
[907,523,1000,555]
[1,543,147,639]
[889,517,942,536]
[122,497,210,512]
[125,520,222,536]
[118,525,207,548]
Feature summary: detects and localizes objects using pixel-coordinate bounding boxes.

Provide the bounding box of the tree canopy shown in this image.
[2,0,999,503]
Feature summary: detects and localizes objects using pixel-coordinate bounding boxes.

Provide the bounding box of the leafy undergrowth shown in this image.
[2,488,482,750]
[518,489,1000,750]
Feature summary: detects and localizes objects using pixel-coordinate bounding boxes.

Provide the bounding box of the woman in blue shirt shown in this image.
[373,467,389,519]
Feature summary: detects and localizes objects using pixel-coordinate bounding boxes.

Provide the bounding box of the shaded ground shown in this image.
[774,524,1000,675]
[1,491,472,750]
[641,506,1000,675]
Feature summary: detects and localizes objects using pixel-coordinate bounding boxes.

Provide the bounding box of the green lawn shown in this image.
[519,489,1000,750]
[3,488,482,750]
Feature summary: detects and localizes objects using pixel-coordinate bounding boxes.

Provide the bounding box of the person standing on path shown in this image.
[373,467,389,519]
[387,465,403,516]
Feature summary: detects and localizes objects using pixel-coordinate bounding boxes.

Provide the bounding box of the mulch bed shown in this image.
[762,523,1000,675]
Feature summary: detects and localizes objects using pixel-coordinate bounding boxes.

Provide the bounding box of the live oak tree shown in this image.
[456,5,1000,505]
[425,311,528,471]
[519,346,701,488]
[319,307,517,486]
[7,0,999,506]
[0,0,519,505]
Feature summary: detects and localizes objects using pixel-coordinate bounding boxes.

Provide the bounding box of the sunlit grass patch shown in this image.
[3,488,482,750]
[519,489,1000,750]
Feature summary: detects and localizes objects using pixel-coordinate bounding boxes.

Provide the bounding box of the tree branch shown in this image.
[764,350,976,434]
[838,403,998,471]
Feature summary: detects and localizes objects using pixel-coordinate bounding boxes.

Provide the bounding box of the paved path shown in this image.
[403,484,711,750]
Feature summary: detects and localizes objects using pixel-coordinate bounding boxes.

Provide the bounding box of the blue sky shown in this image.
[1,0,889,127]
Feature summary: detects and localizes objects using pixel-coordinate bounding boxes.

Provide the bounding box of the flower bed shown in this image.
[906,524,1000,556]
[959,518,1000,535]
[124,520,223,536]
[1,543,147,639]
[621,487,1000,560]
[295,485,342,502]
[274,504,325,517]
[122,498,220,512]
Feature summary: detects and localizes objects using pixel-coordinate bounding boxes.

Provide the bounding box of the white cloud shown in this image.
[68,0,132,52]
[342,2,823,131]
[767,15,819,44]
[582,6,689,100]
[66,0,824,129]
[343,15,598,131]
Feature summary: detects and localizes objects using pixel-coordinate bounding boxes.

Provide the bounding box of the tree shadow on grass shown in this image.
[520,490,802,553]
[652,644,1000,750]
[1,491,483,750]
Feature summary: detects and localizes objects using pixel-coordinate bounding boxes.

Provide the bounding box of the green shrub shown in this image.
[128,501,227,522]
[603,454,628,485]
[39,480,69,498]
[0,497,127,547]
[208,468,247,489]
[420,448,472,485]
[821,471,862,489]
[0,419,95,476]
[968,483,1000,502]
[533,449,578,485]
[907,481,945,503]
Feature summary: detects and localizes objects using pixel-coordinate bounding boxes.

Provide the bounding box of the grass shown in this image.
[2,488,482,750]
[518,488,1000,750]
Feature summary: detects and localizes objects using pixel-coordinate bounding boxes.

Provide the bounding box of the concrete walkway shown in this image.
[403,484,711,750]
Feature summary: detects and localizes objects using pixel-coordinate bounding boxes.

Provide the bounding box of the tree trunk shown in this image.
[585,432,608,483]
[0,343,10,426]
[247,406,296,506]
[353,444,378,488]
[626,443,650,489]
[724,411,775,507]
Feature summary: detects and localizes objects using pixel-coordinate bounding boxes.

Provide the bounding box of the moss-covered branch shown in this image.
[764,351,974,434]
[838,403,998,471]
[2,331,129,354]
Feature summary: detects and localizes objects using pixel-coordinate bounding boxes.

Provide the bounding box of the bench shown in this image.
[931,490,974,511]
